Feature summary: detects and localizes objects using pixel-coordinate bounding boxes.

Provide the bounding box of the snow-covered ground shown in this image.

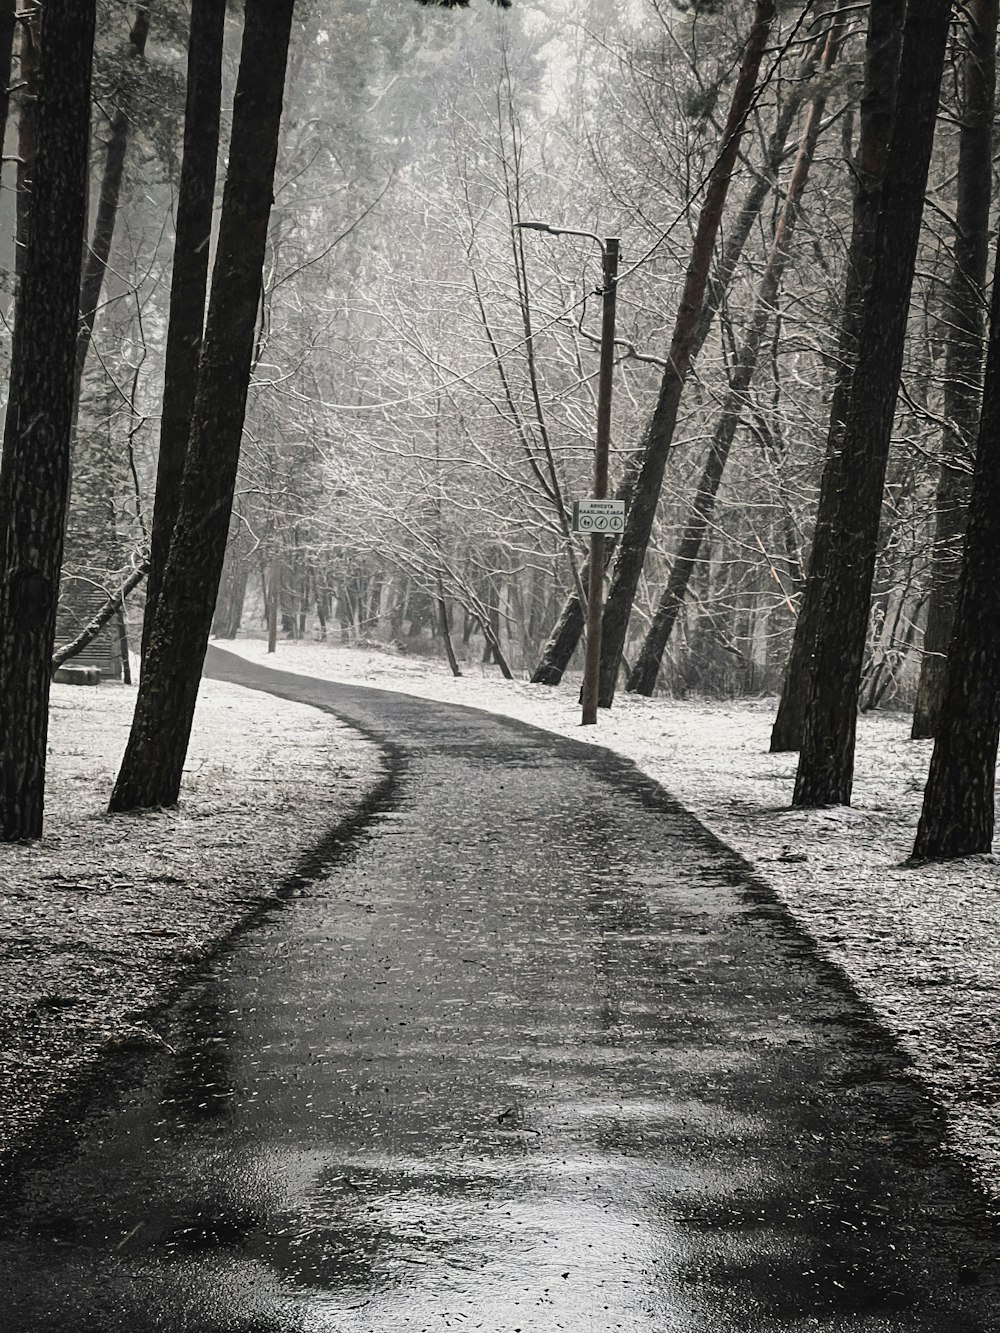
[0,676,386,1160]
[222,636,1000,1206]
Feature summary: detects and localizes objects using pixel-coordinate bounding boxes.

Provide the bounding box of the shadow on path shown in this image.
[0,645,998,1331]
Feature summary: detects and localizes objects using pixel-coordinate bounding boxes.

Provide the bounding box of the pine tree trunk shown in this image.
[596,0,776,709]
[627,19,840,696]
[910,0,996,739]
[142,0,225,658]
[109,0,295,813]
[793,0,952,807]
[769,0,904,753]
[0,2,17,161]
[437,576,461,677]
[12,0,39,281]
[0,0,96,841]
[913,234,1000,858]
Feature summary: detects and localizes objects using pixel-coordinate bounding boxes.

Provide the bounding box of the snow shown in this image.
[0,676,386,1162]
[221,636,1000,1206]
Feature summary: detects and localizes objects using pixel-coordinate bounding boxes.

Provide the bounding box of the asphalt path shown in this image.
[2,645,1000,1331]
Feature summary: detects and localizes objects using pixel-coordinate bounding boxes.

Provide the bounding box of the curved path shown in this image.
[2,646,999,1331]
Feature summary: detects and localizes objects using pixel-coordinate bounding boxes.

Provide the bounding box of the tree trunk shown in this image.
[531,584,586,683]
[793,0,952,807]
[912,234,1000,858]
[479,611,513,679]
[74,2,151,395]
[267,550,279,654]
[769,0,904,752]
[627,18,841,696]
[532,25,815,689]
[211,520,250,639]
[0,0,96,841]
[142,0,225,658]
[0,2,17,171]
[109,0,295,813]
[12,0,39,281]
[437,576,461,677]
[910,0,996,738]
[116,606,132,684]
[597,0,776,709]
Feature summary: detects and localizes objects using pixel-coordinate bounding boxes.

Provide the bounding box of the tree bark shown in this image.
[912,234,1000,858]
[793,0,952,807]
[267,550,279,653]
[12,0,39,281]
[910,0,996,738]
[0,0,97,840]
[596,0,776,709]
[109,0,295,813]
[142,0,225,658]
[769,0,904,752]
[437,576,461,677]
[627,17,841,696]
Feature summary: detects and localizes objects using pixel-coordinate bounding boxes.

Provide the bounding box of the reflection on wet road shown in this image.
[2,647,1000,1331]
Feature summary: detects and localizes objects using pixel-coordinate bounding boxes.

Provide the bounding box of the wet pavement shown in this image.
[2,646,1000,1331]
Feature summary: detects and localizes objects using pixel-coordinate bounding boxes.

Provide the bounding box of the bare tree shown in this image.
[595,0,776,708]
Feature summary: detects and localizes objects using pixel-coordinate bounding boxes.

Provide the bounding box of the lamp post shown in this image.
[515,221,619,725]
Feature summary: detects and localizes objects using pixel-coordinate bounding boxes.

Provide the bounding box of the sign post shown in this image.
[513,222,620,724]
[580,238,619,725]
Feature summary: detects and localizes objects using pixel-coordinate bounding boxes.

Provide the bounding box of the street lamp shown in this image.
[514,220,620,725]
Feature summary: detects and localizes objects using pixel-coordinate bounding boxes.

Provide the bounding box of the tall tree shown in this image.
[910,0,997,738]
[141,0,226,658]
[912,237,1000,858]
[792,0,953,807]
[530,47,822,687]
[109,0,296,813]
[594,0,776,708]
[0,0,97,840]
[626,16,843,696]
[769,0,904,752]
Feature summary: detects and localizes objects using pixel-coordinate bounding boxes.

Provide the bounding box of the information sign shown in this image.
[572,498,626,534]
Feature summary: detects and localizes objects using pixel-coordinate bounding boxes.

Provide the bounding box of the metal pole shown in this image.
[581,237,619,725]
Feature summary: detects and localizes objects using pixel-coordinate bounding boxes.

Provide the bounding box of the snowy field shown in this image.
[222,636,1000,1207]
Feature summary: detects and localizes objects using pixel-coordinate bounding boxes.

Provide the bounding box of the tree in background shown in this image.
[626,10,844,696]
[594,0,776,708]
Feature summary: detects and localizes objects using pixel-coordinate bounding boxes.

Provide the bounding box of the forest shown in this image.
[0,0,996,859]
